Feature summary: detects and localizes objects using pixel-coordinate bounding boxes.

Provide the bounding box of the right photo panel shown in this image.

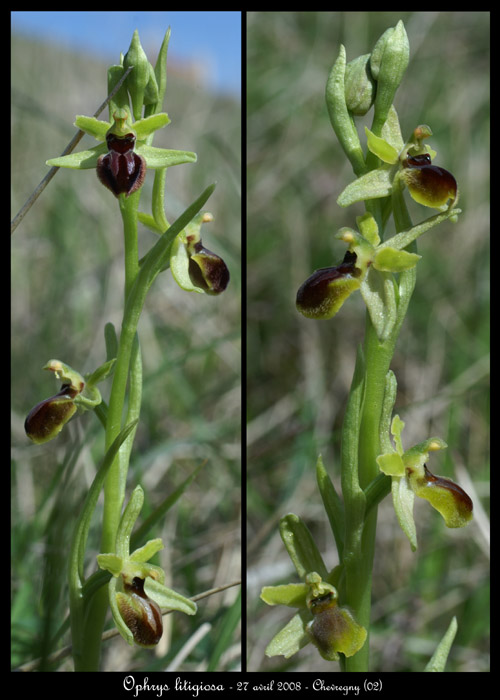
[246,10,489,673]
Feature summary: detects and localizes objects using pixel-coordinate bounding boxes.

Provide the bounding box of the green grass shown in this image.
[11,33,241,671]
[247,11,489,672]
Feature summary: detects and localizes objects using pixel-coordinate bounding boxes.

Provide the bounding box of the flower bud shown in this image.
[401,153,457,209]
[186,235,230,295]
[296,251,361,320]
[344,54,376,116]
[96,132,146,197]
[307,590,367,660]
[370,21,409,132]
[409,465,473,528]
[116,576,163,648]
[123,30,155,121]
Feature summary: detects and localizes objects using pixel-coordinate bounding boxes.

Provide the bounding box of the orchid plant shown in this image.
[21,29,229,671]
[260,20,473,672]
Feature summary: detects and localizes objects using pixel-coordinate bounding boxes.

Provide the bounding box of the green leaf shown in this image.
[337,166,394,207]
[424,616,458,671]
[316,455,345,559]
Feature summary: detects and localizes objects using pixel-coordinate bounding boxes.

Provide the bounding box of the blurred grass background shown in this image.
[11,29,241,671]
[247,11,489,672]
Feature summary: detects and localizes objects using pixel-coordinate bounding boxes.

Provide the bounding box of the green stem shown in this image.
[341,177,416,672]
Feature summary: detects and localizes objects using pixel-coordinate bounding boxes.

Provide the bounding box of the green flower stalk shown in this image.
[262,20,473,672]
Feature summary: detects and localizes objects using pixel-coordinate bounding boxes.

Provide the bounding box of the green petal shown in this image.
[134,113,170,139]
[74,115,110,140]
[377,452,405,476]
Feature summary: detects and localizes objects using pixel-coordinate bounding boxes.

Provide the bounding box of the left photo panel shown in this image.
[11,10,242,672]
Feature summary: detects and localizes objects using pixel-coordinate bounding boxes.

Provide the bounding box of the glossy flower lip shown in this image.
[188,240,230,295]
[411,465,473,528]
[402,153,458,209]
[96,132,146,197]
[24,385,78,444]
[116,576,163,648]
[296,251,362,320]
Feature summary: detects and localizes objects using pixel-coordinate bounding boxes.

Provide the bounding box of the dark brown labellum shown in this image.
[423,465,473,514]
[24,384,78,444]
[120,577,163,648]
[296,250,361,319]
[188,241,230,295]
[97,133,146,197]
[402,153,457,208]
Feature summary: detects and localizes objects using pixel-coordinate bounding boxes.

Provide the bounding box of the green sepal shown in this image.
[260,583,309,609]
[265,611,311,659]
[359,267,397,342]
[47,143,108,170]
[373,247,421,272]
[144,577,197,616]
[365,127,399,164]
[135,145,196,169]
[337,165,394,207]
[279,514,329,581]
[170,232,204,293]
[391,474,417,551]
